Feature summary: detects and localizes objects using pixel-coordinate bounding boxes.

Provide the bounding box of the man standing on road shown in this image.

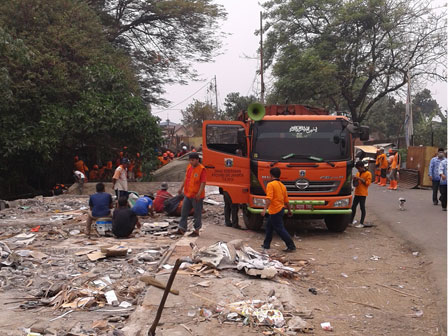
[377,148,388,186]
[438,155,447,211]
[351,161,372,227]
[223,192,240,229]
[388,148,400,190]
[260,167,296,252]
[175,152,206,237]
[112,158,129,199]
[429,148,445,205]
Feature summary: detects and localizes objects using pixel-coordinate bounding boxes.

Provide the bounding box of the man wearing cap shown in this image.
[176,152,206,236]
[112,158,129,199]
[429,148,446,205]
[154,182,173,213]
[351,161,372,227]
[177,146,188,157]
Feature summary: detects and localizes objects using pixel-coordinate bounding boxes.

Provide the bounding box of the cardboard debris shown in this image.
[191,241,236,269]
[100,245,128,257]
[87,250,106,261]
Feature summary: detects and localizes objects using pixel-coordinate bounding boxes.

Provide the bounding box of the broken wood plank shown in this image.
[140,276,179,295]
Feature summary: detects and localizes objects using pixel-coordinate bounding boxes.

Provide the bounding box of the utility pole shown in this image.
[260,11,265,104]
[214,75,219,115]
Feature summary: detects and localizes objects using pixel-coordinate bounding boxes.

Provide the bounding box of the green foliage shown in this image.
[181,99,216,136]
[90,0,227,105]
[222,92,258,120]
[262,0,447,122]
[364,89,446,148]
[0,0,161,197]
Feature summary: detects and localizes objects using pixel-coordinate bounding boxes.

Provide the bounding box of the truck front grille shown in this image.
[282,180,340,194]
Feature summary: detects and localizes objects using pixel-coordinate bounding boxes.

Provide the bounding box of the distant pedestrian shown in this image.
[351,161,372,226]
[73,169,85,195]
[438,156,447,211]
[261,167,296,252]
[85,183,113,237]
[429,148,445,205]
[377,148,388,186]
[388,148,401,190]
[153,182,173,213]
[112,158,129,199]
[175,152,206,237]
[112,196,140,238]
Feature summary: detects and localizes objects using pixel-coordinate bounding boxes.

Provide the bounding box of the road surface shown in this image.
[367,183,447,331]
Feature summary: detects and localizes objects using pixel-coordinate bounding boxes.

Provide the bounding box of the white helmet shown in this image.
[182,146,187,150]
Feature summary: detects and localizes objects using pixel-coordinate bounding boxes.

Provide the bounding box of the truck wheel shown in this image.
[324,214,350,232]
[242,208,263,231]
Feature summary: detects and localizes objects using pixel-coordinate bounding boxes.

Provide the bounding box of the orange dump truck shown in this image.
[202,103,369,232]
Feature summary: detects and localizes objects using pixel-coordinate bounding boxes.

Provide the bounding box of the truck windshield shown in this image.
[252,120,350,161]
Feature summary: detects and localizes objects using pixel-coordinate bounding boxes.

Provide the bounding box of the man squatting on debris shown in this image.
[261,167,296,252]
[112,196,141,238]
[176,152,206,237]
[131,193,155,217]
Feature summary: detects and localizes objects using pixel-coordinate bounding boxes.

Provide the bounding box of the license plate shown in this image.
[295,204,313,210]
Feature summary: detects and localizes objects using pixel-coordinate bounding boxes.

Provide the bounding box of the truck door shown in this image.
[202,121,250,203]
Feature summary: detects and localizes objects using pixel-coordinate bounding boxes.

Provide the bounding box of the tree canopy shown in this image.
[181,100,216,136]
[262,0,447,122]
[0,0,161,196]
[222,92,258,120]
[89,0,227,105]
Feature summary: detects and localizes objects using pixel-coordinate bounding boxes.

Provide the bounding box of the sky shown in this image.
[151,0,447,124]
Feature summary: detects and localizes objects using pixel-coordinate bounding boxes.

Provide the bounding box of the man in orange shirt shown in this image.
[373,149,381,184]
[388,148,400,190]
[377,148,388,186]
[89,165,100,181]
[260,167,296,252]
[175,152,206,237]
[351,161,372,227]
[74,156,89,181]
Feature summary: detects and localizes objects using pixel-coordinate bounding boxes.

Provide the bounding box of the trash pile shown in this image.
[193,290,315,335]
[190,240,308,280]
[141,219,178,237]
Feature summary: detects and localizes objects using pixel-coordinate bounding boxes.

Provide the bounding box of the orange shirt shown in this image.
[354,171,372,196]
[74,160,88,174]
[378,153,388,169]
[266,180,289,215]
[106,161,112,170]
[184,164,206,198]
[391,153,400,170]
[98,167,105,178]
[89,170,99,181]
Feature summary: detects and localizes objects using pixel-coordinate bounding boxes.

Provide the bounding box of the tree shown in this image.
[181,100,216,136]
[89,0,227,105]
[222,92,258,120]
[0,0,161,197]
[262,0,447,122]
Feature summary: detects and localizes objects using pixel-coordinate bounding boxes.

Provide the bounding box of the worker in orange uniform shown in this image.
[104,161,113,181]
[135,153,143,181]
[351,161,372,227]
[98,165,106,181]
[89,165,100,181]
[74,156,89,182]
[373,149,381,184]
[128,159,135,181]
[377,148,388,186]
[175,152,206,237]
[162,152,170,165]
[388,148,401,190]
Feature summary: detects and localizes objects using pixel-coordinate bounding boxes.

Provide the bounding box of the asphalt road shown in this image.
[366,182,447,329]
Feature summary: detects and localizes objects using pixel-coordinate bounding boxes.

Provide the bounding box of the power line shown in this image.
[151,79,213,114]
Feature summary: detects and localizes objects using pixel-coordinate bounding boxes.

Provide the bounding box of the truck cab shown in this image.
[202,104,368,232]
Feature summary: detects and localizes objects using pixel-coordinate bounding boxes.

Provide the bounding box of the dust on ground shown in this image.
[0,182,443,335]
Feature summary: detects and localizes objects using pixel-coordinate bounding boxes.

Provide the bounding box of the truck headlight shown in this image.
[334,198,350,207]
[252,197,266,207]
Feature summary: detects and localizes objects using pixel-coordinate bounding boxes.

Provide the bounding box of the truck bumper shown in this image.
[247,206,352,215]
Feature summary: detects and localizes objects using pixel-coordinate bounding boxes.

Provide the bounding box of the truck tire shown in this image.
[242,208,263,231]
[324,214,350,232]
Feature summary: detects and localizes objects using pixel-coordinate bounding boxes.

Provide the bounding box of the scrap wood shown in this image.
[345,299,382,310]
[156,246,175,271]
[139,276,179,295]
[376,283,422,298]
